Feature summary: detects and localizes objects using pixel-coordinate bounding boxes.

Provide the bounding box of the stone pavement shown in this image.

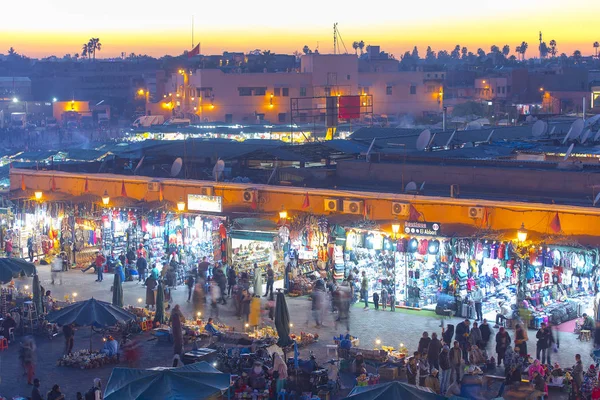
[0,266,588,398]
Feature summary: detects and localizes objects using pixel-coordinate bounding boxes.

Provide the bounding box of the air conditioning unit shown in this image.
[242,189,256,203]
[201,187,214,196]
[147,182,160,192]
[323,198,339,212]
[343,200,364,215]
[469,207,484,219]
[391,202,409,216]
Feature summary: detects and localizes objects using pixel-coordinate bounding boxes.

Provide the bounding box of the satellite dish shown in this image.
[419,181,426,192]
[562,127,572,144]
[486,129,495,143]
[170,157,183,177]
[405,181,418,192]
[445,130,456,147]
[531,120,546,137]
[581,129,591,144]
[549,126,556,136]
[213,159,225,181]
[569,119,584,140]
[416,129,431,151]
[427,133,436,149]
[134,155,145,174]
[564,143,574,161]
[584,114,600,128]
[594,192,600,206]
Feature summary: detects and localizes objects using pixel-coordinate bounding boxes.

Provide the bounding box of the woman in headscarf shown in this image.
[468,345,486,365]
[270,352,288,393]
[170,304,184,356]
[253,264,263,297]
[495,327,511,366]
[528,359,545,381]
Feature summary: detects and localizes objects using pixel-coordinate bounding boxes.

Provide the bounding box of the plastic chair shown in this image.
[0,337,8,351]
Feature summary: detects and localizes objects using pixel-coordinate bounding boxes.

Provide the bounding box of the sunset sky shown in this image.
[2,0,599,58]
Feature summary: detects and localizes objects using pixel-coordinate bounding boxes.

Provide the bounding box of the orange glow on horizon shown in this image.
[2,2,598,58]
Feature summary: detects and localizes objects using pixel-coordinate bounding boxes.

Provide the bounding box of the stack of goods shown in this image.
[356,373,380,387]
[291,332,319,347]
[350,348,388,363]
[57,350,118,369]
[288,275,314,296]
[382,344,408,362]
[127,306,153,320]
[249,326,278,339]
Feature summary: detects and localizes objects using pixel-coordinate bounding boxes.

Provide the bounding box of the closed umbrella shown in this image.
[154,281,165,325]
[275,291,293,348]
[32,274,43,314]
[112,271,124,308]
[0,257,36,283]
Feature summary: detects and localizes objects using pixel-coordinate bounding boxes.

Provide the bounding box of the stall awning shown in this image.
[230,230,276,242]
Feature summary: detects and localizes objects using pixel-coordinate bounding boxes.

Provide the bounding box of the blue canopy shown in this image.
[0,257,36,283]
[104,362,231,400]
[344,381,446,400]
[46,298,135,328]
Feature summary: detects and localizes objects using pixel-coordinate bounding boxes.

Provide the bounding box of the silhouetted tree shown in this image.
[302,45,311,55]
[411,46,419,59]
[461,47,468,59]
[573,50,582,63]
[87,38,102,61]
[519,41,528,60]
[539,42,549,58]
[437,50,450,61]
[451,45,461,59]
[352,41,359,54]
[502,45,510,57]
[490,45,500,54]
[477,48,485,58]
[358,41,365,55]
[549,40,557,57]
[426,46,436,61]
[7,47,17,56]
[594,41,599,58]
[81,43,89,59]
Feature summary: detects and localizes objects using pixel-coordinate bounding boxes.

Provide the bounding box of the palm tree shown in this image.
[549,40,557,57]
[302,45,311,55]
[87,38,102,61]
[502,45,510,57]
[81,43,89,59]
[594,41,599,58]
[573,50,582,63]
[461,47,468,59]
[490,45,500,54]
[477,48,485,58]
[519,41,528,60]
[515,46,522,60]
[451,45,460,59]
[539,42,549,59]
[358,40,365,55]
[352,41,359,54]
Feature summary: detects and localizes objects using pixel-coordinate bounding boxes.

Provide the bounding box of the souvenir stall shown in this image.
[175,214,226,266]
[343,226,396,303]
[102,208,142,262]
[286,215,329,296]
[229,218,284,280]
[14,202,63,261]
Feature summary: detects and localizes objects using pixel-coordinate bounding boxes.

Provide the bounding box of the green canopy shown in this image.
[112,272,124,308]
[104,362,231,400]
[344,381,446,400]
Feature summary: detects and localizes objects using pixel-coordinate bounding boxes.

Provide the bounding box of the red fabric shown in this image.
[338,95,361,120]
[363,202,368,219]
[188,44,200,57]
[121,181,127,197]
[51,176,56,191]
[482,207,489,227]
[492,266,499,279]
[418,239,428,255]
[21,175,26,191]
[302,193,310,209]
[251,191,258,210]
[544,273,550,284]
[159,184,164,201]
[550,213,561,233]
[84,177,89,192]
[409,204,421,221]
[219,223,227,239]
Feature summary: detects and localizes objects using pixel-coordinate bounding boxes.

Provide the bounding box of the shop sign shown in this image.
[404,221,440,236]
[187,194,223,213]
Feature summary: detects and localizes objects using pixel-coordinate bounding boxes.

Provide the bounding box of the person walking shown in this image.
[253,264,264,297]
[227,266,237,297]
[495,327,511,366]
[469,322,482,348]
[170,305,185,357]
[455,319,470,362]
[479,319,492,349]
[145,276,157,310]
[471,285,484,321]
[27,236,34,262]
[19,337,36,385]
[136,256,147,283]
[85,378,102,400]
[95,252,106,282]
[515,323,528,357]
[536,322,553,364]
[186,274,195,303]
[264,264,274,298]
[360,271,369,310]
[381,287,388,310]
[439,345,452,395]
[51,256,63,285]
[63,323,75,355]
[428,332,442,371]
[47,384,65,400]
[449,340,463,383]
[215,269,227,305]
[31,378,43,400]
[572,354,584,395]
[418,332,432,355]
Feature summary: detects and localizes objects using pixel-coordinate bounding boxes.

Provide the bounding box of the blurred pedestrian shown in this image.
[19,336,36,385]
[46,384,65,400]
[62,323,75,355]
[186,273,195,303]
[264,264,274,298]
[227,266,236,297]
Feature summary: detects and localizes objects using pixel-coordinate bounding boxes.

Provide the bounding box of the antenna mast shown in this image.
[192,16,194,49]
[333,23,338,55]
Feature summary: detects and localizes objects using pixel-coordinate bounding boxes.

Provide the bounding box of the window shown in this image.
[300,87,306,97]
[347,74,351,80]
[278,113,287,123]
[324,87,331,97]
[238,87,252,96]
[254,87,267,96]
[282,88,289,97]
[441,74,445,79]
[386,86,393,96]
[410,85,417,95]
[255,113,265,121]
[434,74,438,78]
[225,114,233,123]
[274,88,281,97]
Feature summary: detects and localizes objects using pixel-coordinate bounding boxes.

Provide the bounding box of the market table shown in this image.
[182,348,216,365]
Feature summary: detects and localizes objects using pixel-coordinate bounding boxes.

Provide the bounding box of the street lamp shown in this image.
[391,222,400,238]
[102,190,110,206]
[517,223,528,242]
[34,190,43,201]
[177,197,186,212]
[278,208,288,220]
[12,97,18,103]
[52,97,57,103]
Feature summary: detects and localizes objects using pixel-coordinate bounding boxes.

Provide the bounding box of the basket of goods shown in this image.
[57,350,118,369]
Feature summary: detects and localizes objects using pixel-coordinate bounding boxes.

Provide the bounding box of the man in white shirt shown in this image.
[51,256,63,285]
[494,301,511,328]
